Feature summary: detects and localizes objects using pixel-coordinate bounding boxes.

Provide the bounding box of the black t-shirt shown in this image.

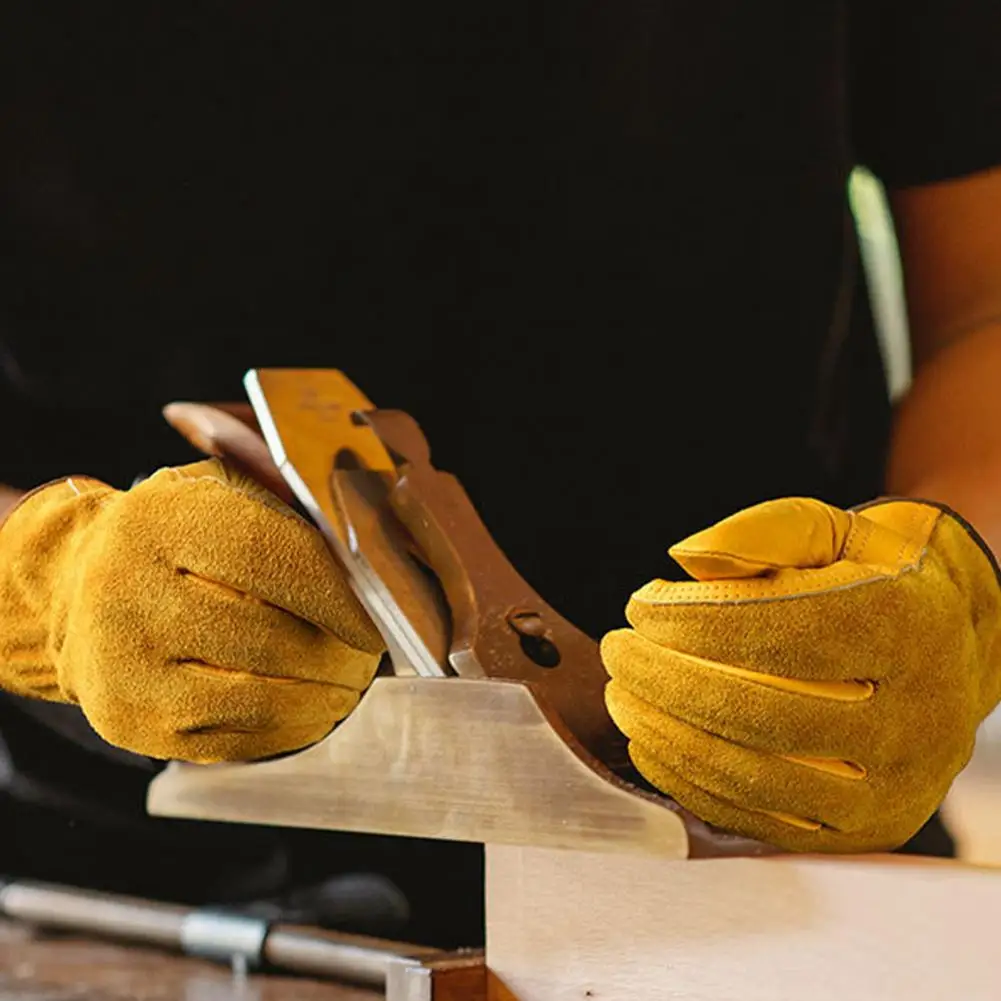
[0,3,997,938]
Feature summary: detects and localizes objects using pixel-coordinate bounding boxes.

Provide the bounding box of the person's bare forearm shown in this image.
[886,322,1001,559]
[885,167,1001,559]
[0,485,25,524]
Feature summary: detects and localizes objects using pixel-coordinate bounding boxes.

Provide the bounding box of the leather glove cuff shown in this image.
[0,476,112,702]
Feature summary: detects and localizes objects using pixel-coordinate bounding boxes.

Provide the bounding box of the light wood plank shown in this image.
[486,845,1001,1000]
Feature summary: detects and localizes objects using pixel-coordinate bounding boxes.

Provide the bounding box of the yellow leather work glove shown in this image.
[0,459,384,762]
[601,498,1001,853]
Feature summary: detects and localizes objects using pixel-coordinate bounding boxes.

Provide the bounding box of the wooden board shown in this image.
[485,845,1001,1000]
[942,742,1001,866]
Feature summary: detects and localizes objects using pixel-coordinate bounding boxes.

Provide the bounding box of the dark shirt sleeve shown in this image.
[850,1,1001,187]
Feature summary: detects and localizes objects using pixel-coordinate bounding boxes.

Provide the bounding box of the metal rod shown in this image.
[0,881,186,946]
[265,925,420,984]
[0,877,425,987]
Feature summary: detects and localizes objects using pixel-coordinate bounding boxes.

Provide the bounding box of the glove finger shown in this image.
[632,736,944,854]
[666,498,932,585]
[606,681,875,834]
[601,629,877,759]
[638,503,933,609]
[628,753,883,853]
[668,497,854,580]
[83,667,358,763]
[622,581,896,683]
[132,465,383,654]
[165,569,381,691]
[171,720,343,765]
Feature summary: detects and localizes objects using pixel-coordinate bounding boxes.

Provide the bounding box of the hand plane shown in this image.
[150,369,768,859]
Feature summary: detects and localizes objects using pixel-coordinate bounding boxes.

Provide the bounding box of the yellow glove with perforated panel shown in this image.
[601,497,1001,853]
[0,459,383,762]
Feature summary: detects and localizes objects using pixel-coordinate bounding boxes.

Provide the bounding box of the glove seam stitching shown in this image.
[634,562,924,607]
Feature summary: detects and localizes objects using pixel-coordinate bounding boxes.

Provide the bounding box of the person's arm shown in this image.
[885,165,1001,555]
[0,486,25,522]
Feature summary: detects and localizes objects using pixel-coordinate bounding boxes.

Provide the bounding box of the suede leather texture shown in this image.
[601,497,1001,853]
[0,459,384,762]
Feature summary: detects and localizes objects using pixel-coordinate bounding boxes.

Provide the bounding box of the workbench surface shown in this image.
[0,920,382,1000]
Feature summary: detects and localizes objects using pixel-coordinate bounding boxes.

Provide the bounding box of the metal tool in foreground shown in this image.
[0,877,481,997]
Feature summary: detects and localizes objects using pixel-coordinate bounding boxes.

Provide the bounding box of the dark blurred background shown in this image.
[0,3,967,942]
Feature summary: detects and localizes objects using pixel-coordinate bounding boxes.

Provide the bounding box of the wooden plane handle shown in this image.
[162,401,299,506]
